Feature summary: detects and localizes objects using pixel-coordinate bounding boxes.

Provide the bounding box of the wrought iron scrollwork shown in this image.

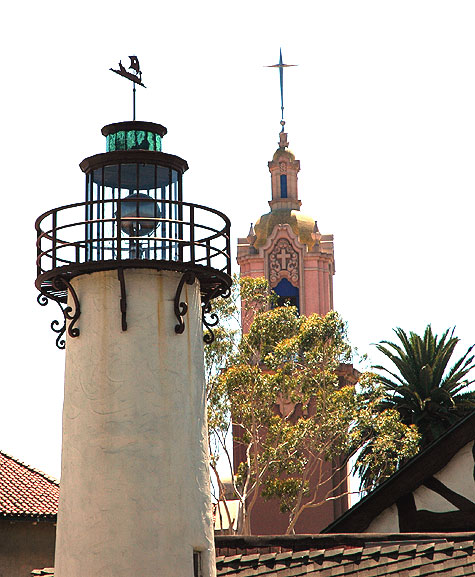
[37,292,49,307]
[202,302,219,344]
[201,285,231,345]
[37,277,81,349]
[174,272,197,334]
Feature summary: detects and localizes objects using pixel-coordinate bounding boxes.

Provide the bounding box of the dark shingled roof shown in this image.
[0,450,59,518]
[32,534,475,576]
[214,534,475,576]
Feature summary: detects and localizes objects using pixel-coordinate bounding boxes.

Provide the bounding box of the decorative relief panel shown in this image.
[269,238,299,286]
[279,162,287,173]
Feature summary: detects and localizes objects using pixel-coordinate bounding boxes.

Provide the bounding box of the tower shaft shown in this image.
[54,269,215,576]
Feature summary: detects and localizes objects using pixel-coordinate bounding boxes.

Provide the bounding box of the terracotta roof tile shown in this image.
[0,450,59,517]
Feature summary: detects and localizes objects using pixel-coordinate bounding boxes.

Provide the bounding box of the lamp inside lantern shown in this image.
[119,192,160,237]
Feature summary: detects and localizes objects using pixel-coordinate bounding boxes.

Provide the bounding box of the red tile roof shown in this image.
[0,450,59,517]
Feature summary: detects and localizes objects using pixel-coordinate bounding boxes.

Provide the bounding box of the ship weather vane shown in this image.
[266,48,297,132]
[110,55,146,121]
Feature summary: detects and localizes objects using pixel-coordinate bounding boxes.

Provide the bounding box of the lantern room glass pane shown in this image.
[90,164,177,190]
[106,130,162,151]
[84,164,182,263]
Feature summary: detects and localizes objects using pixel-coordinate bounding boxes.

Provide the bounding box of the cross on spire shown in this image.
[266,48,297,132]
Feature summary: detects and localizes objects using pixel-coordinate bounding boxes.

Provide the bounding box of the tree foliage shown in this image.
[206,277,420,534]
[373,325,475,448]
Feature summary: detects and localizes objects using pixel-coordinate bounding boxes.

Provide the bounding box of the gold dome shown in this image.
[272,147,296,162]
[254,209,316,250]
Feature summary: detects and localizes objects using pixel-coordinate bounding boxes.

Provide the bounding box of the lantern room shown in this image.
[36,120,231,348]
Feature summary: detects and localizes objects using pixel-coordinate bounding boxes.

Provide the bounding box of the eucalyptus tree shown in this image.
[206,277,419,533]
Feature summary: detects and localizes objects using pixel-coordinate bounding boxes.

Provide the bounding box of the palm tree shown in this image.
[374,325,475,448]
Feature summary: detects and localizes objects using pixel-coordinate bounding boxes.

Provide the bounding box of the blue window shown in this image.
[280,174,288,198]
[273,278,299,312]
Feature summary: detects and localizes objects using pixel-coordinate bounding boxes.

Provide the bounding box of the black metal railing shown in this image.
[36,197,231,300]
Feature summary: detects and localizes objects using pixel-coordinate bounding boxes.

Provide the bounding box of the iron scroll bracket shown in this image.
[202,285,231,344]
[118,268,127,331]
[174,271,197,334]
[37,277,81,350]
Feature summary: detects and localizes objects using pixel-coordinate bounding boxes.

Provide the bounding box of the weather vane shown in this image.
[266,49,297,132]
[110,56,146,121]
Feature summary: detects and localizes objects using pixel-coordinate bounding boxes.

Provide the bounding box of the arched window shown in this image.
[273,277,299,312]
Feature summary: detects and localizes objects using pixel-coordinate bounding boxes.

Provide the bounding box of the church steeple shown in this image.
[235,52,347,536]
[268,130,301,211]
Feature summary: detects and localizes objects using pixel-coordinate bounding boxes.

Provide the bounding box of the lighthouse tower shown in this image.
[35,120,231,576]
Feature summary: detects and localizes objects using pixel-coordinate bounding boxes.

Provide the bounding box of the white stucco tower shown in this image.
[35,120,231,577]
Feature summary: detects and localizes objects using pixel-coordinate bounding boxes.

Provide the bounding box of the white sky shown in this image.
[2,1,475,480]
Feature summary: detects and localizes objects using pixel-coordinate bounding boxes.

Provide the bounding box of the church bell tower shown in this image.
[236,52,351,533]
[237,127,335,330]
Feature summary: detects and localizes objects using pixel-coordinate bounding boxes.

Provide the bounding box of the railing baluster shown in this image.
[52,212,57,269]
[206,239,211,267]
[226,225,231,275]
[36,227,42,278]
[117,165,122,261]
[190,205,195,264]
[178,175,183,261]
[168,168,173,261]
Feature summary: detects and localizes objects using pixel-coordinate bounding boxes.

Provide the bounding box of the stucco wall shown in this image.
[365,441,475,532]
[54,269,215,577]
[366,504,399,533]
[0,519,55,577]
[413,441,475,511]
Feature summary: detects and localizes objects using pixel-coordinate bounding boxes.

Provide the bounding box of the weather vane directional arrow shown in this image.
[266,48,297,132]
[110,55,146,121]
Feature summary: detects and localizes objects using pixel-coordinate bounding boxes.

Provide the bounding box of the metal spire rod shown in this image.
[266,48,297,131]
[133,83,136,121]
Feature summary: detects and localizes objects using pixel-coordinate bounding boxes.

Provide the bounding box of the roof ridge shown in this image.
[0,449,59,485]
[322,409,475,533]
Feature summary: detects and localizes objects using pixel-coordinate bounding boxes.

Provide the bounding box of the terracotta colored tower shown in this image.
[238,129,335,323]
[236,128,353,534]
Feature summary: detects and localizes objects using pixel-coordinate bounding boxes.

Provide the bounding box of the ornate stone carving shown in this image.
[269,238,299,286]
[279,161,287,173]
